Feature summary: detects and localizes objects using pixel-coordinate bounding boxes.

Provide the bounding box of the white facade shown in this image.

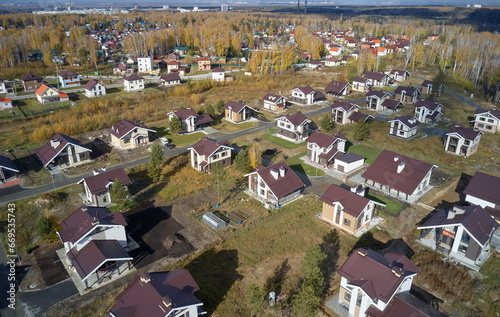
[263,96,286,112]
[137,56,153,73]
[168,113,196,132]
[84,82,106,98]
[59,74,81,88]
[189,146,232,171]
[389,119,419,139]
[63,223,127,253]
[474,111,500,133]
[415,104,443,123]
[290,88,315,105]
[0,82,7,94]
[333,158,364,173]
[124,79,144,92]
[307,139,346,164]
[0,99,13,110]
[212,71,225,82]
[444,131,482,157]
[325,59,341,67]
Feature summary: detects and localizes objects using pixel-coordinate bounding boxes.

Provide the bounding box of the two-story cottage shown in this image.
[224,101,257,123]
[331,101,359,125]
[306,131,346,166]
[389,69,410,82]
[394,86,421,104]
[107,269,205,317]
[473,107,500,133]
[188,137,233,173]
[320,184,380,234]
[362,150,437,201]
[0,79,14,94]
[211,67,226,82]
[421,80,434,94]
[84,80,106,98]
[20,74,44,92]
[0,155,19,186]
[137,56,153,73]
[325,80,352,97]
[36,133,92,168]
[108,119,155,149]
[352,77,369,92]
[414,100,443,123]
[365,90,391,111]
[35,84,69,105]
[463,172,500,223]
[444,125,482,157]
[123,75,144,92]
[245,161,305,206]
[167,61,180,73]
[289,85,325,106]
[78,168,132,207]
[417,205,498,269]
[58,70,81,88]
[197,57,211,71]
[159,73,181,87]
[337,249,447,317]
[113,63,134,76]
[364,71,390,87]
[275,111,312,141]
[325,57,341,67]
[388,116,420,139]
[262,93,287,113]
[0,97,13,110]
[167,107,214,133]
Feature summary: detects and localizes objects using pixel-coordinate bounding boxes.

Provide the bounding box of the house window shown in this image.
[486,125,492,130]
[260,189,265,195]
[479,117,485,121]
[103,196,107,203]
[458,244,468,253]
[488,119,494,123]
[461,233,470,243]
[286,124,291,129]
[124,138,131,144]
[356,295,362,306]
[253,176,257,183]
[344,219,351,226]
[344,291,351,302]
[478,124,484,128]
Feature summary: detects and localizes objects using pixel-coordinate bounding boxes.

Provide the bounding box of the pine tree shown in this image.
[216,99,225,114]
[210,163,227,205]
[320,114,335,133]
[148,144,164,183]
[205,104,215,117]
[353,120,370,144]
[234,148,251,173]
[110,178,128,203]
[168,116,183,135]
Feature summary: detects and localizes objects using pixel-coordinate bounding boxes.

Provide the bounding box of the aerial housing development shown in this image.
[0,3,499,317]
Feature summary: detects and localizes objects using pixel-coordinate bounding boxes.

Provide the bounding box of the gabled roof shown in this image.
[160,73,181,82]
[58,206,127,244]
[366,293,449,317]
[320,184,371,217]
[474,108,500,120]
[84,79,100,90]
[36,133,92,167]
[394,86,420,95]
[366,90,389,99]
[0,97,12,103]
[107,269,202,317]
[276,111,310,127]
[382,99,402,110]
[332,101,357,112]
[262,93,286,104]
[349,111,374,122]
[108,119,155,139]
[247,161,305,199]
[335,152,365,164]
[307,131,345,149]
[224,100,247,113]
[446,125,482,141]
[20,74,43,81]
[167,61,180,65]
[0,155,19,173]
[292,85,316,95]
[79,168,131,195]
[194,113,214,126]
[211,67,225,73]
[364,71,388,81]
[421,80,434,86]
[188,137,232,157]
[35,84,51,96]
[352,77,368,83]
[124,74,144,82]
[415,100,442,111]
[59,70,80,77]
[169,107,198,120]
[418,205,498,247]
[362,150,435,195]
[389,69,409,77]
[389,116,420,129]
[463,171,500,206]
[338,248,419,303]
[325,81,350,94]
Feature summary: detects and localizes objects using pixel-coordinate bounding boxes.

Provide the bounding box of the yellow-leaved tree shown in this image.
[248,142,262,170]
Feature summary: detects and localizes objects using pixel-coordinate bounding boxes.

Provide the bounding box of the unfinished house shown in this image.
[224,101,257,123]
[289,85,325,105]
[444,125,482,157]
[331,101,359,125]
[394,86,421,104]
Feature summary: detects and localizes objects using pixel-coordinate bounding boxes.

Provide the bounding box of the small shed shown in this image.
[334,153,365,174]
[202,212,226,230]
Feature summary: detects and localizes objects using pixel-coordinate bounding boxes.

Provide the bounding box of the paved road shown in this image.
[18,279,78,317]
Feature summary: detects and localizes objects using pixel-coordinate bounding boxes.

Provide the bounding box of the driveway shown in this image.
[420,127,447,138]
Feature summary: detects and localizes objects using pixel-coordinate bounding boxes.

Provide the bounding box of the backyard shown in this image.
[285,151,326,176]
[261,127,306,149]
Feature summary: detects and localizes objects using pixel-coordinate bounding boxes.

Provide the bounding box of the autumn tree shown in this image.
[248,142,262,170]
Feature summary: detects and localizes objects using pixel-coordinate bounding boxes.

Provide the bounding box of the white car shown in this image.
[160,137,170,145]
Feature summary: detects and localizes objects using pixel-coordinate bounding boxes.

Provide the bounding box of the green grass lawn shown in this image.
[159,130,206,147]
[286,151,326,176]
[261,128,306,149]
[213,120,258,133]
[365,192,405,216]
[19,99,72,117]
[0,106,24,120]
[346,144,383,165]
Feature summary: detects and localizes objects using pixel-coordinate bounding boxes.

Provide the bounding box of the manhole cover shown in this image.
[29,283,37,289]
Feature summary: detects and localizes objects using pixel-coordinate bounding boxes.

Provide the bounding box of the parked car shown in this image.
[160,137,170,145]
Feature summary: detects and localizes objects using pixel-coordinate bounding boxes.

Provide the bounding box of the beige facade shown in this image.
[110,128,151,149]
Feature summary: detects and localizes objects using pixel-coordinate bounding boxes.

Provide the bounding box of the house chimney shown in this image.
[101,166,107,173]
[393,155,399,162]
[351,185,357,193]
[93,168,99,176]
[455,123,461,128]
[270,168,279,180]
[492,107,497,111]
[357,186,366,197]
[357,249,367,257]
[391,266,403,278]
[279,166,286,177]
[139,272,151,284]
[397,161,405,174]
[81,205,87,212]
[134,119,141,126]
[50,139,61,148]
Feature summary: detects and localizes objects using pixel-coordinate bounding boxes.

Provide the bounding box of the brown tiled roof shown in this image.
[366,293,449,317]
[338,248,419,303]
[335,152,365,164]
[320,184,370,217]
[190,137,231,157]
[167,61,179,65]
[463,171,500,206]
[421,80,434,86]
[36,133,91,167]
[68,240,132,280]
[325,80,349,94]
[415,100,442,111]
[366,90,389,98]
[389,69,409,76]
[276,111,309,127]
[446,126,481,141]
[84,79,99,90]
[170,107,198,120]
[293,85,316,95]
[364,71,387,81]
[252,161,305,199]
[107,268,202,317]
[59,70,80,77]
[353,76,368,83]
[474,108,500,120]
[394,86,420,95]
[381,99,402,110]
[362,150,434,195]
[124,74,144,81]
[224,100,246,113]
[211,67,225,73]
[307,131,344,149]
[81,168,131,195]
[108,119,154,139]
[332,101,357,112]
[389,116,420,129]
[58,206,127,244]
[194,113,214,126]
[20,74,43,81]
[349,111,373,122]
[262,93,286,104]
[160,73,181,82]
[418,205,498,246]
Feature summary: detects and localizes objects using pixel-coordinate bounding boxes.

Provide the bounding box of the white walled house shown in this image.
[188,137,233,173]
[35,84,69,105]
[364,71,390,87]
[331,101,359,125]
[77,168,132,207]
[289,85,325,105]
[464,171,500,216]
[0,97,13,110]
[394,86,421,104]
[159,73,181,87]
[306,131,346,166]
[137,56,153,73]
[123,75,144,92]
[333,153,365,174]
[414,100,443,123]
[275,111,312,141]
[444,125,482,157]
[325,58,341,67]
[388,116,420,139]
[36,133,92,168]
[365,90,391,111]
[167,107,214,133]
[352,77,369,92]
[262,93,287,113]
[58,70,81,88]
[325,81,351,97]
[389,69,410,82]
[473,107,500,133]
[211,67,226,82]
[84,79,106,98]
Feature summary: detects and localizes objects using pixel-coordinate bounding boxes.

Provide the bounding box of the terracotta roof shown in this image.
[362,150,434,195]
[211,67,225,73]
[252,161,305,199]
[0,155,19,173]
[349,111,373,122]
[59,70,80,77]
[35,84,50,96]
[107,269,202,317]
[160,73,181,82]
[418,205,498,246]
[58,206,127,244]
[381,99,402,110]
[36,133,91,167]
[58,91,69,98]
[394,86,420,95]
[80,168,131,195]
[307,131,345,149]
[276,111,309,127]
[108,119,154,139]
[0,97,12,103]
[320,184,370,217]
[224,100,246,113]
[366,90,389,98]
[84,79,99,90]
[415,100,442,111]
[332,101,357,112]
[338,248,419,303]
[366,293,449,317]
[446,125,481,141]
[20,74,43,81]
[474,108,500,120]
[335,152,365,164]
[325,80,349,94]
[364,71,387,81]
[262,93,286,104]
[68,240,132,280]
[463,171,500,206]
[124,74,144,81]
[189,137,231,157]
[389,116,420,129]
